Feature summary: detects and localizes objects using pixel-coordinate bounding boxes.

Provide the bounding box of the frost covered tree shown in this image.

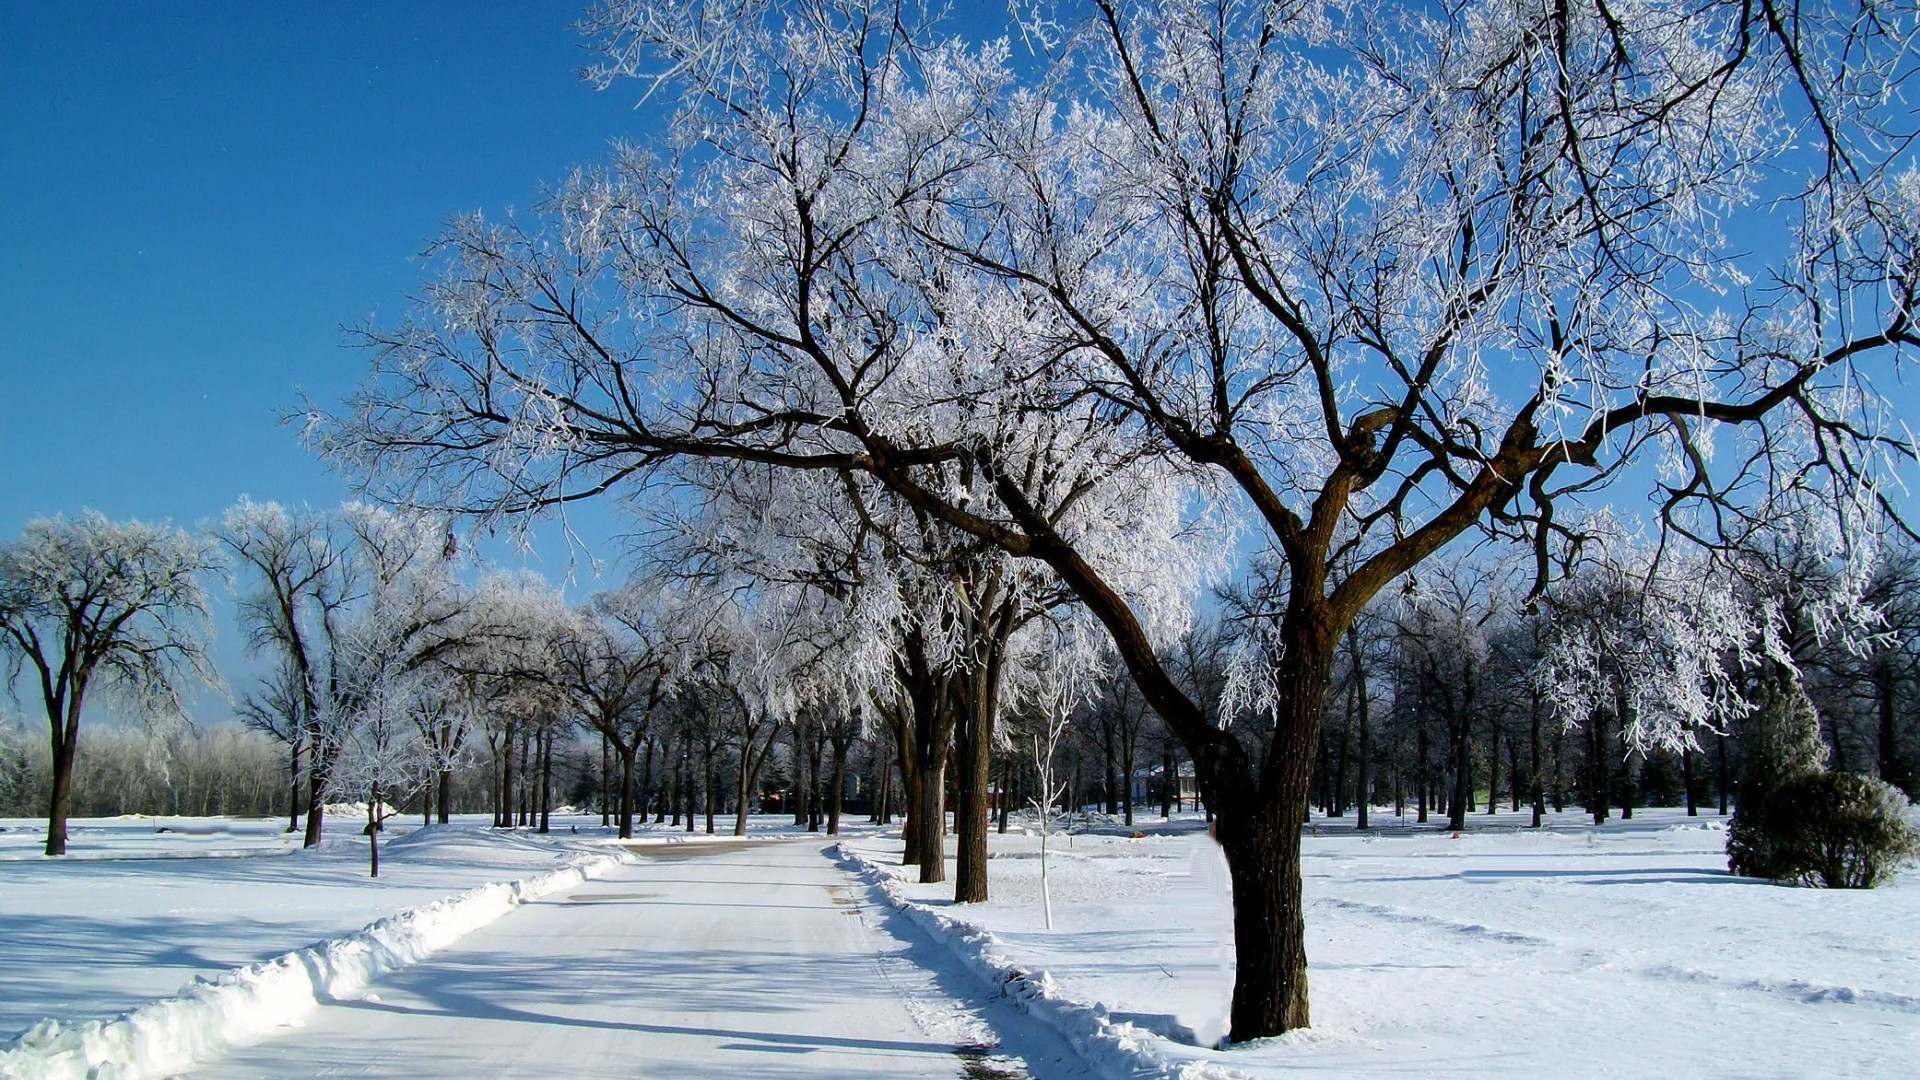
[1537,540,1768,823]
[324,0,1919,1037]
[553,582,701,838]
[223,501,508,846]
[217,499,352,844]
[0,513,221,856]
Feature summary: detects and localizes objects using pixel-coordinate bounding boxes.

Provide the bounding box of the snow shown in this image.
[0,815,631,1080]
[185,836,1083,1079]
[842,807,1920,1079]
[5,808,1914,1079]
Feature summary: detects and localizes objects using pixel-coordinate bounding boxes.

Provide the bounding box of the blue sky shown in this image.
[0,4,649,546]
[0,4,667,718]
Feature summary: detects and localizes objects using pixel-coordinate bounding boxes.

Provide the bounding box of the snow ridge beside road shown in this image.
[835,843,1249,1080]
[0,848,633,1080]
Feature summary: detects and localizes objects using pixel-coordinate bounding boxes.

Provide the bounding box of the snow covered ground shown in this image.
[0,814,622,1038]
[845,806,1920,1078]
[5,808,1914,1078]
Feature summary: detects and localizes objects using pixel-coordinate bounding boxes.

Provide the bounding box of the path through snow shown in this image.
[188,839,1084,1079]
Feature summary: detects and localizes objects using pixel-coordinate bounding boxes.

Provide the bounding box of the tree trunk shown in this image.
[1529,692,1544,828]
[1589,709,1610,825]
[682,741,695,833]
[1332,719,1349,818]
[791,724,808,827]
[286,738,302,834]
[1449,713,1471,831]
[954,686,994,903]
[601,732,612,828]
[44,700,82,856]
[1716,729,1730,815]
[367,789,380,878]
[497,726,516,829]
[827,736,849,835]
[704,743,717,835]
[1415,724,1429,824]
[1103,720,1119,816]
[1486,721,1500,817]
[913,751,946,885]
[303,740,329,847]
[736,743,754,837]
[900,755,924,865]
[1350,631,1370,831]
[617,742,638,839]
[538,727,554,834]
[807,725,825,832]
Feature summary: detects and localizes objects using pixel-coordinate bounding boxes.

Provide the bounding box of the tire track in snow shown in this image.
[840,883,1040,1079]
[1312,896,1554,947]
[1631,964,1920,1014]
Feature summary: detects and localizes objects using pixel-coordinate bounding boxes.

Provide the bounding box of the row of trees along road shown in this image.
[323,0,1920,1037]
[0,498,934,866]
[8,520,1911,839]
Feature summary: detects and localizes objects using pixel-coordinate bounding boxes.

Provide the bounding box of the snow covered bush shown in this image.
[1759,772,1920,889]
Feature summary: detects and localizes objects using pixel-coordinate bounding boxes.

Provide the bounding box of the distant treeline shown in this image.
[0,721,503,821]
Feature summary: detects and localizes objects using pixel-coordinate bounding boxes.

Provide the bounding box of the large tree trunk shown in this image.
[1215,601,1359,1039]
[1213,630,1329,1039]
[44,699,82,857]
[913,750,946,885]
[900,755,924,865]
[953,686,994,903]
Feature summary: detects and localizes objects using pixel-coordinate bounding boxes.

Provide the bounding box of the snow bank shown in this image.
[835,844,1249,1080]
[0,849,631,1080]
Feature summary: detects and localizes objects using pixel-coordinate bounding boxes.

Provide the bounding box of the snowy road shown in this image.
[189,839,1064,1079]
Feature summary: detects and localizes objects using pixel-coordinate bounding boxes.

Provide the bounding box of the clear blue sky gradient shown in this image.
[1,4,667,719]
[1,3,649,539]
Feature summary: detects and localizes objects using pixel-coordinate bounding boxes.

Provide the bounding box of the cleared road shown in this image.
[189,839,1058,1079]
